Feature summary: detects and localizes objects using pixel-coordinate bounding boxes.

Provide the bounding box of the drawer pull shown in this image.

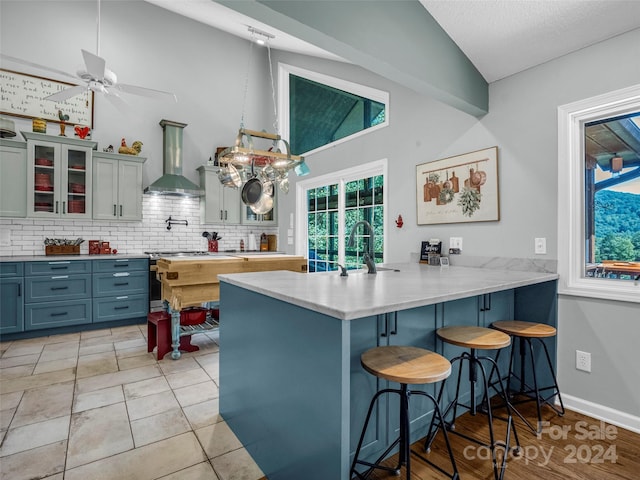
[51,275,69,280]
[50,286,69,290]
[114,264,129,268]
[114,282,129,286]
[50,266,69,270]
[51,312,68,317]
[113,272,130,277]
[48,261,71,265]
[114,306,129,310]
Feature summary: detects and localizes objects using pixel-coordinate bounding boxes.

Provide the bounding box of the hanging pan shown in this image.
[242,161,264,205]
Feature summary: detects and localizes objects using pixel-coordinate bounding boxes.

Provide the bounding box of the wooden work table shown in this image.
[156,254,307,359]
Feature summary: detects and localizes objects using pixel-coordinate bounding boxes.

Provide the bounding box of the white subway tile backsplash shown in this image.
[0,196,278,256]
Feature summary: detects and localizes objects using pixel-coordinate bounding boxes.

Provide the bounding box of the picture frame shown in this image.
[0,69,94,128]
[416,146,500,225]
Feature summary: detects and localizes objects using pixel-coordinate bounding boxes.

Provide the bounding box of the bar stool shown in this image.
[489,320,565,434]
[424,326,521,480]
[351,345,459,480]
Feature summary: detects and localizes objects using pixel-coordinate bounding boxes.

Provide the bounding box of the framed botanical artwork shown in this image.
[416,146,500,225]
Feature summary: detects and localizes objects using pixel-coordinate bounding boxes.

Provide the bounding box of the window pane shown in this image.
[584,113,640,281]
[290,74,386,155]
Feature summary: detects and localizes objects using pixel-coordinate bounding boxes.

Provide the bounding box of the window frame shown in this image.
[278,63,389,156]
[295,159,388,266]
[557,84,640,303]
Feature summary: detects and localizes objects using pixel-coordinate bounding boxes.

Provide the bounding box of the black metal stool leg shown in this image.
[539,338,565,416]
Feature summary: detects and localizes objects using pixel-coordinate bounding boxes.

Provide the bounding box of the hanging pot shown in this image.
[242,177,263,205]
[218,164,242,188]
[250,182,274,214]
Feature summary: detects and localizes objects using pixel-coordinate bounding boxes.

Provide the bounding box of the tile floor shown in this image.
[0,324,265,480]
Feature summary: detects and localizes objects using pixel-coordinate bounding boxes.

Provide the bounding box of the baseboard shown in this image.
[561,393,640,434]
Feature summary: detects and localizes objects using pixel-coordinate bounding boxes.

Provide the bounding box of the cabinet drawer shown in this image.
[26,260,91,276]
[93,258,148,273]
[93,294,148,323]
[25,274,91,303]
[25,299,91,330]
[0,262,23,277]
[92,271,148,297]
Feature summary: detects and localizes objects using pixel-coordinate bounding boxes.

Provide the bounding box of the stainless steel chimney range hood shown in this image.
[144,119,203,197]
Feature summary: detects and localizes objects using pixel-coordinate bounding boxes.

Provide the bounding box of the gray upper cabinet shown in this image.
[23,132,97,220]
[198,165,241,225]
[0,139,27,217]
[93,151,146,221]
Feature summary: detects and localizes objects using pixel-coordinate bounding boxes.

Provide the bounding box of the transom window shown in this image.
[279,64,389,156]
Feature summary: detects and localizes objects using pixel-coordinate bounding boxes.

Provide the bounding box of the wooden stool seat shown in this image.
[361,346,451,385]
[351,345,459,480]
[491,320,556,338]
[437,326,511,350]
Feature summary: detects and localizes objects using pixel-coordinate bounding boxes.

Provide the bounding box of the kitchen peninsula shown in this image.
[218,263,558,480]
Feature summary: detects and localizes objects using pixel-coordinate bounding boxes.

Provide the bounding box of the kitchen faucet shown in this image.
[347,220,377,274]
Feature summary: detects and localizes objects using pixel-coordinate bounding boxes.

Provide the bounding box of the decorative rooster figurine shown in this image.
[57,109,69,137]
[118,138,143,156]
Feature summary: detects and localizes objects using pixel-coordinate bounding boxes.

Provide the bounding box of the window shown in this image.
[558,85,640,303]
[279,64,389,156]
[296,160,387,272]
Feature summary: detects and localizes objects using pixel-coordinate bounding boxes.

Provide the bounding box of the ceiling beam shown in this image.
[216,0,488,117]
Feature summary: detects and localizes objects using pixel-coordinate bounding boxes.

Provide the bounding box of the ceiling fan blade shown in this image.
[0,53,78,82]
[81,49,106,79]
[115,83,178,102]
[44,85,88,102]
[104,90,129,114]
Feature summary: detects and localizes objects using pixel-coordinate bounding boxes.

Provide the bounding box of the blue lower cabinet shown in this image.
[25,299,91,330]
[0,278,24,334]
[93,294,148,323]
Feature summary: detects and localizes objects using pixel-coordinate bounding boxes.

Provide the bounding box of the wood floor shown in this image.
[363,400,640,480]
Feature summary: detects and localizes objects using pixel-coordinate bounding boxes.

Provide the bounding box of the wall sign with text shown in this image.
[0,69,94,127]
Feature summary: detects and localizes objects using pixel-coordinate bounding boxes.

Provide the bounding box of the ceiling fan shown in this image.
[1,0,176,103]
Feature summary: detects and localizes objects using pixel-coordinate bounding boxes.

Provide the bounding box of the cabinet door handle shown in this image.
[17,284,21,297]
[379,314,388,338]
[114,305,129,310]
[120,205,123,216]
[63,201,66,214]
[389,312,398,336]
[113,204,117,216]
[50,286,69,291]
[480,293,492,311]
[114,282,129,286]
[225,210,228,220]
[55,201,59,214]
[51,312,68,317]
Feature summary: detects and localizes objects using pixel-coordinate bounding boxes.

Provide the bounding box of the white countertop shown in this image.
[219,263,558,320]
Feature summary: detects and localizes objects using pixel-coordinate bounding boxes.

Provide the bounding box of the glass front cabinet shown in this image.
[23,132,97,219]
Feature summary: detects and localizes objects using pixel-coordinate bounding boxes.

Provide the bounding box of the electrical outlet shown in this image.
[576,350,591,372]
[535,237,547,254]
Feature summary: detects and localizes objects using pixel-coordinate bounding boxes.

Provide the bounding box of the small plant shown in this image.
[458,187,482,216]
[428,173,440,184]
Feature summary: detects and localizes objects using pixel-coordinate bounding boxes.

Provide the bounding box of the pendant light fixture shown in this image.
[217,27,309,212]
